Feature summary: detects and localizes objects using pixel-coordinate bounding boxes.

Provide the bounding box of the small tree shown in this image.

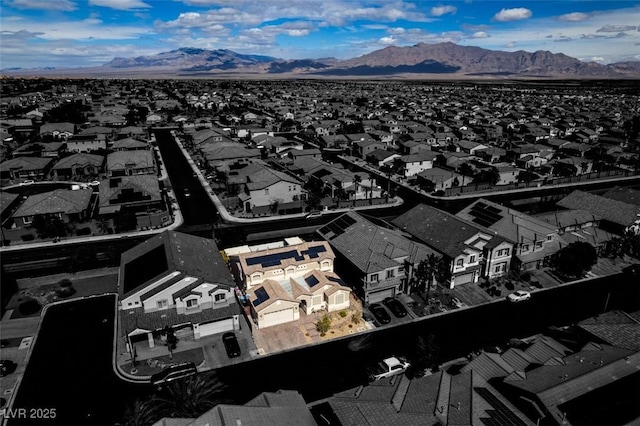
[57,278,76,298]
[316,314,331,336]
[550,241,598,278]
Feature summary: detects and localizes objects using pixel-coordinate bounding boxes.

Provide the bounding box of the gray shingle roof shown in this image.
[557,190,640,227]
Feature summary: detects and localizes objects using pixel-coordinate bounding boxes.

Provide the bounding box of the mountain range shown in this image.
[5,43,640,78]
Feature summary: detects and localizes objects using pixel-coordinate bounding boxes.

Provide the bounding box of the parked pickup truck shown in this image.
[368,356,411,381]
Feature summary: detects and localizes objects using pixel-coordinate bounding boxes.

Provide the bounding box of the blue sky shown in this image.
[1,0,639,68]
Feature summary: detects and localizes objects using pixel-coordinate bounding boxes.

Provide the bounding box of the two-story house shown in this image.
[317,212,438,304]
[393,204,515,288]
[394,150,439,177]
[457,199,564,271]
[119,231,240,352]
[228,239,350,329]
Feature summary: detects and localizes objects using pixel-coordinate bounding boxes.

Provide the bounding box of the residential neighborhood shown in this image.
[1,77,639,426]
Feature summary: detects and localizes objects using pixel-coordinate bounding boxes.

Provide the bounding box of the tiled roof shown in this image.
[534,209,602,228]
[120,231,234,298]
[524,335,572,364]
[120,302,240,335]
[237,240,334,277]
[392,204,484,258]
[318,211,437,274]
[0,156,53,171]
[52,153,104,169]
[557,190,640,227]
[12,188,92,217]
[507,344,635,397]
[457,198,556,244]
[98,174,162,208]
[107,150,154,170]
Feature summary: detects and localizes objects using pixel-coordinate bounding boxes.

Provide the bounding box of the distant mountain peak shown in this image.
[69,43,638,78]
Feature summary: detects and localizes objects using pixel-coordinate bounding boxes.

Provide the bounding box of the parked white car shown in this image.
[368,356,410,381]
[507,290,531,303]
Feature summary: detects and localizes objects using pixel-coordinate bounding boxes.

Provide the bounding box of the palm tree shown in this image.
[122,398,163,426]
[353,174,362,199]
[414,254,441,301]
[154,374,227,419]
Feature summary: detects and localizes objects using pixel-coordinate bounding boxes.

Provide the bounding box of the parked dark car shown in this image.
[222,332,241,358]
[369,303,391,325]
[0,360,17,377]
[383,297,407,318]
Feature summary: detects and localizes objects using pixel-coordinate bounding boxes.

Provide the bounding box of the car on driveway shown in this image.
[507,290,531,303]
[369,303,391,325]
[19,180,35,186]
[383,297,407,318]
[183,188,191,198]
[222,332,241,358]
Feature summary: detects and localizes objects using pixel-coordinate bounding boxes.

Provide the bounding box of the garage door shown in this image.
[368,288,395,304]
[261,308,295,328]
[455,273,474,285]
[197,318,234,338]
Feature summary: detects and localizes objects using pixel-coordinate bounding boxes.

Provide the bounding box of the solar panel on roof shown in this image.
[468,202,503,228]
[302,245,327,258]
[320,214,357,240]
[475,387,527,426]
[246,250,301,268]
[305,275,320,286]
[253,287,270,307]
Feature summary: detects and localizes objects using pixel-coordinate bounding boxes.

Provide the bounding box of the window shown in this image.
[214,293,225,302]
[264,189,269,195]
[157,299,168,310]
[386,270,395,279]
[335,293,345,304]
[469,255,476,263]
[494,263,506,273]
[521,244,529,252]
[186,299,198,309]
[23,216,33,224]
[498,248,510,257]
[370,274,379,283]
[535,241,543,249]
[456,259,464,267]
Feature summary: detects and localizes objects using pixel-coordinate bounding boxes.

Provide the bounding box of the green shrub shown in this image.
[339,310,347,318]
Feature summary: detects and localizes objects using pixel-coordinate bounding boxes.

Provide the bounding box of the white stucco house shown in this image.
[119,231,240,351]
[227,239,351,329]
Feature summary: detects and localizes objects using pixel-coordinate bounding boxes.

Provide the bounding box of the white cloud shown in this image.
[1,18,154,40]
[430,5,456,17]
[379,36,395,44]
[492,8,532,22]
[471,31,489,38]
[388,27,406,35]
[5,0,76,11]
[88,0,151,10]
[558,12,590,22]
